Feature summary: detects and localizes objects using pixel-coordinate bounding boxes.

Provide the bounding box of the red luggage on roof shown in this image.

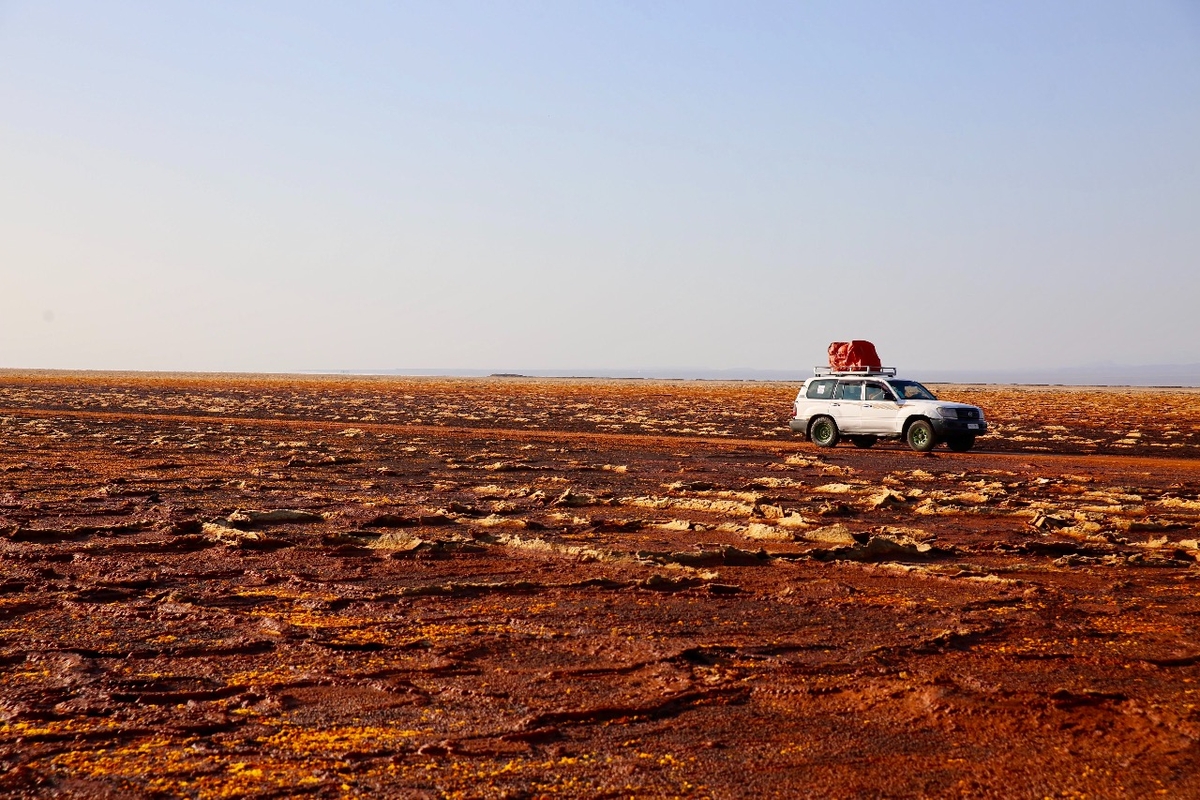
[828,341,882,372]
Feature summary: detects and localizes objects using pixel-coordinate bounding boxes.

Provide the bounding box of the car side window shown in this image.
[834,381,863,401]
[865,383,890,401]
[806,379,836,399]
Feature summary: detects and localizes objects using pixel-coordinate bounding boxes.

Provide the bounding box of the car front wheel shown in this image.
[906,420,936,452]
[809,416,840,448]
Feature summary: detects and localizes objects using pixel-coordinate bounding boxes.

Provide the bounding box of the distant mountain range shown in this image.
[329,363,1200,387]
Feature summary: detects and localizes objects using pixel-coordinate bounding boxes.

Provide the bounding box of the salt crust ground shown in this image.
[1,373,1198,798]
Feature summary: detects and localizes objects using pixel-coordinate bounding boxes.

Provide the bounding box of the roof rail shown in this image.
[813,366,898,377]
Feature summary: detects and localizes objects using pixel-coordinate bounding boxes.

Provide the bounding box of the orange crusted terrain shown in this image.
[1,372,1199,798]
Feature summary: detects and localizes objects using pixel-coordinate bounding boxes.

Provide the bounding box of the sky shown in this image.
[2,1,1198,375]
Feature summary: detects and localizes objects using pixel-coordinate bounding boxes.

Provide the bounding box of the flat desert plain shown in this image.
[1,372,1199,798]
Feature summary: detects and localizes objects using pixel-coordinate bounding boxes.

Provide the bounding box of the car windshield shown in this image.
[887,380,937,401]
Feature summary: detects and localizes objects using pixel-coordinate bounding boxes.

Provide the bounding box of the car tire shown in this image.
[809,416,840,448]
[850,436,877,449]
[906,419,936,452]
[946,435,975,453]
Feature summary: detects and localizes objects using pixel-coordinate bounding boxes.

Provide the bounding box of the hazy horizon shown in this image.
[3,2,1198,374]
[326,361,1200,386]
[9,361,1198,388]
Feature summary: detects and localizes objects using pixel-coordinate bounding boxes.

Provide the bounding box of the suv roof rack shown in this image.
[813,366,898,377]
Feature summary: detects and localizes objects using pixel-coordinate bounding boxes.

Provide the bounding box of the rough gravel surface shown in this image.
[1,372,1199,798]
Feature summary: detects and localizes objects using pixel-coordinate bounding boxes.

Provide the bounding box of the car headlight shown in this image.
[936,406,959,419]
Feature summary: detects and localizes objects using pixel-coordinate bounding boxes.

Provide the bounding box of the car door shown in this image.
[859,380,902,434]
[830,380,863,432]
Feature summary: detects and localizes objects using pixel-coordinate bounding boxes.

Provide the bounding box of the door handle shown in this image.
[864,403,872,408]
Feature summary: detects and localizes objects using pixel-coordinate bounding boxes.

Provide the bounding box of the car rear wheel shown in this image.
[850,435,877,449]
[906,420,936,452]
[809,416,840,448]
[946,435,975,452]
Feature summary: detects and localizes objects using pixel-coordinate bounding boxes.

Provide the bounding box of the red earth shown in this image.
[1,372,1198,798]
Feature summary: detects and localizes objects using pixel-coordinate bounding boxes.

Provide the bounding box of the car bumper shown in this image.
[789,418,806,434]
[931,419,987,437]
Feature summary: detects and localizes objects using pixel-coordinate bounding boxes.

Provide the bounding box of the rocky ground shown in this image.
[1,372,1198,798]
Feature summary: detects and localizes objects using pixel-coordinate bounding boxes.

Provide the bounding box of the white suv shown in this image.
[789,368,987,452]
